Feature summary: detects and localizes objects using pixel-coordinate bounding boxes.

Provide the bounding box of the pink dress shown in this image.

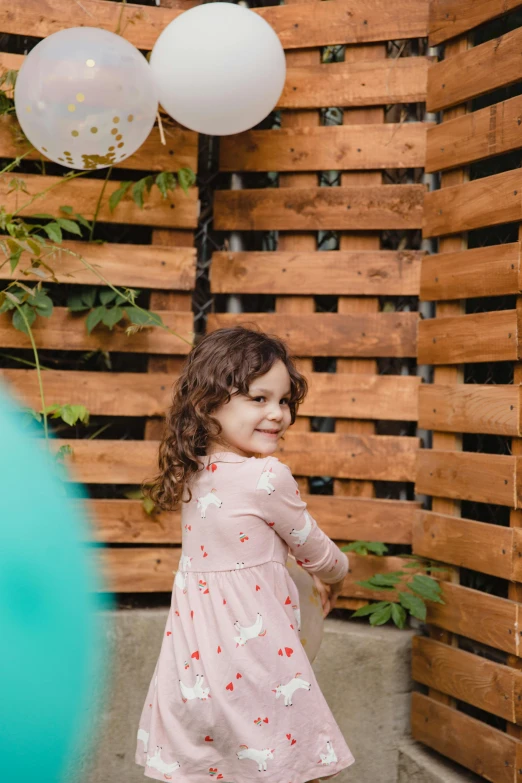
[135,451,355,783]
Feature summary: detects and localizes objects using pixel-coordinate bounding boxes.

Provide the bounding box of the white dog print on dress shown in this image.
[237,745,275,771]
[146,745,181,778]
[290,510,313,547]
[174,570,187,593]
[292,603,301,632]
[179,673,211,702]
[256,467,276,495]
[319,740,338,767]
[137,728,149,753]
[233,612,266,646]
[272,673,312,706]
[196,489,223,518]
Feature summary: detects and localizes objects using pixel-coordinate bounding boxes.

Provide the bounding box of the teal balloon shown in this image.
[0,385,112,782]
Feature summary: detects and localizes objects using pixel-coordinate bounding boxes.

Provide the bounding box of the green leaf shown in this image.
[155,171,176,199]
[350,601,391,618]
[132,176,154,209]
[124,488,144,500]
[101,305,124,329]
[142,496,156,515]
[177,166,196,195]
[67,293,90,312]
[109,181,132,212]
[369,603,393,626]
[9,246,22,273]
[82,287,98,308]
[74,213,92,231]
[398,591,427,621]
[99,289,118,306]
[343,540,388,556]
[56,218,82,236]
[32,213,55,220]
[55,444,73,464]
[12,303,36,334]
[32,292,53,318]
[43,222,62,243]
[59,404,90,427]
[391,603,407,629]
[408,574,444,604]
[123,306,164,327]
[5,290,21,305]
[86,306,105,334]
[60,205,73,215]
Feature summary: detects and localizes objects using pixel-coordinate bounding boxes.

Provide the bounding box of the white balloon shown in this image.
[15,27,158,170]
[150,3,286,136]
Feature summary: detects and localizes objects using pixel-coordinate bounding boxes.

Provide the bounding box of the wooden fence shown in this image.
[411,1,522,780]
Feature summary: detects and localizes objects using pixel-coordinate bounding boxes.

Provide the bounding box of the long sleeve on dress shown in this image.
[258,456,349,585]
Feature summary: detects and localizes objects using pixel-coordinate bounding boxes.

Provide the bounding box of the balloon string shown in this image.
[156,111,166,146]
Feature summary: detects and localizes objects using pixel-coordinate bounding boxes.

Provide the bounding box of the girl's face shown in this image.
[207,359,293,458]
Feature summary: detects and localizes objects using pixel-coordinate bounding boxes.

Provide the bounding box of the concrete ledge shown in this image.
[398,740,485,783]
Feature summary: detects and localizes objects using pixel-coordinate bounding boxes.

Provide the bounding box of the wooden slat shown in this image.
[426,581,520,655]
[423,169,521,238]
[412,636,522,724]
[418,383,520,436]
[85,499,180,544]
[214,185,425,231]
[84,495,419,545]
[429,0,522,46]
[412,692,522,782]
[0,0,429,51]
[1,368,419,421]
[417,309,518,365]
[0,240,196,289]
[279,57,430,109]
[207,312,419,357]
[0,308,194,354]
[416,450,520,508]
[425,94,522,173]
[96,547,179,593]
[219,124,431,172]
[413,510,515,579]
[420,244,520,301]
[0,116,198,173]
[0,173,199,229]
[427,25,522,112]
[211,250,423,296]
[50,432,419,484]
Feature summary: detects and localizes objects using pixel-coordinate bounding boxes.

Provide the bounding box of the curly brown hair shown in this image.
[143,325,308,511]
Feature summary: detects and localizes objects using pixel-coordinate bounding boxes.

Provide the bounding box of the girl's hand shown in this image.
[312,574,345,618]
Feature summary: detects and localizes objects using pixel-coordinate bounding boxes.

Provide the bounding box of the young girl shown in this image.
[135,326,355,782]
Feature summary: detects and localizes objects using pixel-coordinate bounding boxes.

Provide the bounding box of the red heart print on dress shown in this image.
[256,585,261,591]
[236,672,242,679]
[217,645,222,653]
[175,610,179,616]
[203,552,208,558]
[278,648,283,656]
[191,650,199,660]
[285,596,291,605]
[291,739,296,745]
[290,624,294,630]
[267,522,275,527]
[286,734,291,740]
[285,647,293,657]
[217,776,223,780]
[223,599,226,605]
[205,736,213,742]
[166,631,171,636]
[191,610,194,618]
[206,463,217,473]
[263,717,269,723]
[226,682,234,691]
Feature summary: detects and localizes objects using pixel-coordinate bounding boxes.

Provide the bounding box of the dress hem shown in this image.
[135,753,355,783]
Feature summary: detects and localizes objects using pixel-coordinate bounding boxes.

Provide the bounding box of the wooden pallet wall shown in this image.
[412,1,522,779]
[210,0,430,608]
[0,0,199,592]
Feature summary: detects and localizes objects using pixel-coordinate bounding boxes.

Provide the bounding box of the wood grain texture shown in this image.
[0,240,196,289]
[429,0,522,46]
[427,25,522,112]
[214,185,425,231]
[417,309,518,364]
[413,510,515,579]
[84,499,181,544]
[211,250,423,296]
[412,636,522,723]
[412,693,522,782]
[0,115,198,173]
[416,450,519,508]
[49,432,419,484]
[207,312,419,357]
[424,581,520,655]
[425,94,522,173]
[0,0,429,51]
[418,383,520,435]
[95,547,179,593]
[423,169,521,238]
[0,308,194,354]
[219,123,431,172]
[0,172,199,229]
[420,244,520,300]
[279,57,430,109]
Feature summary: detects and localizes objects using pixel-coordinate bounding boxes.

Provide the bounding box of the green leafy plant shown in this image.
[0,283,53,333]
[109,166,196,212]
[124,487,156,516]
[341,541,448,629]
[67,285,165,334]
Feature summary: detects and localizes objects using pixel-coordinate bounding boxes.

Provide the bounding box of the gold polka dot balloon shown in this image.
[14,27,157,170]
